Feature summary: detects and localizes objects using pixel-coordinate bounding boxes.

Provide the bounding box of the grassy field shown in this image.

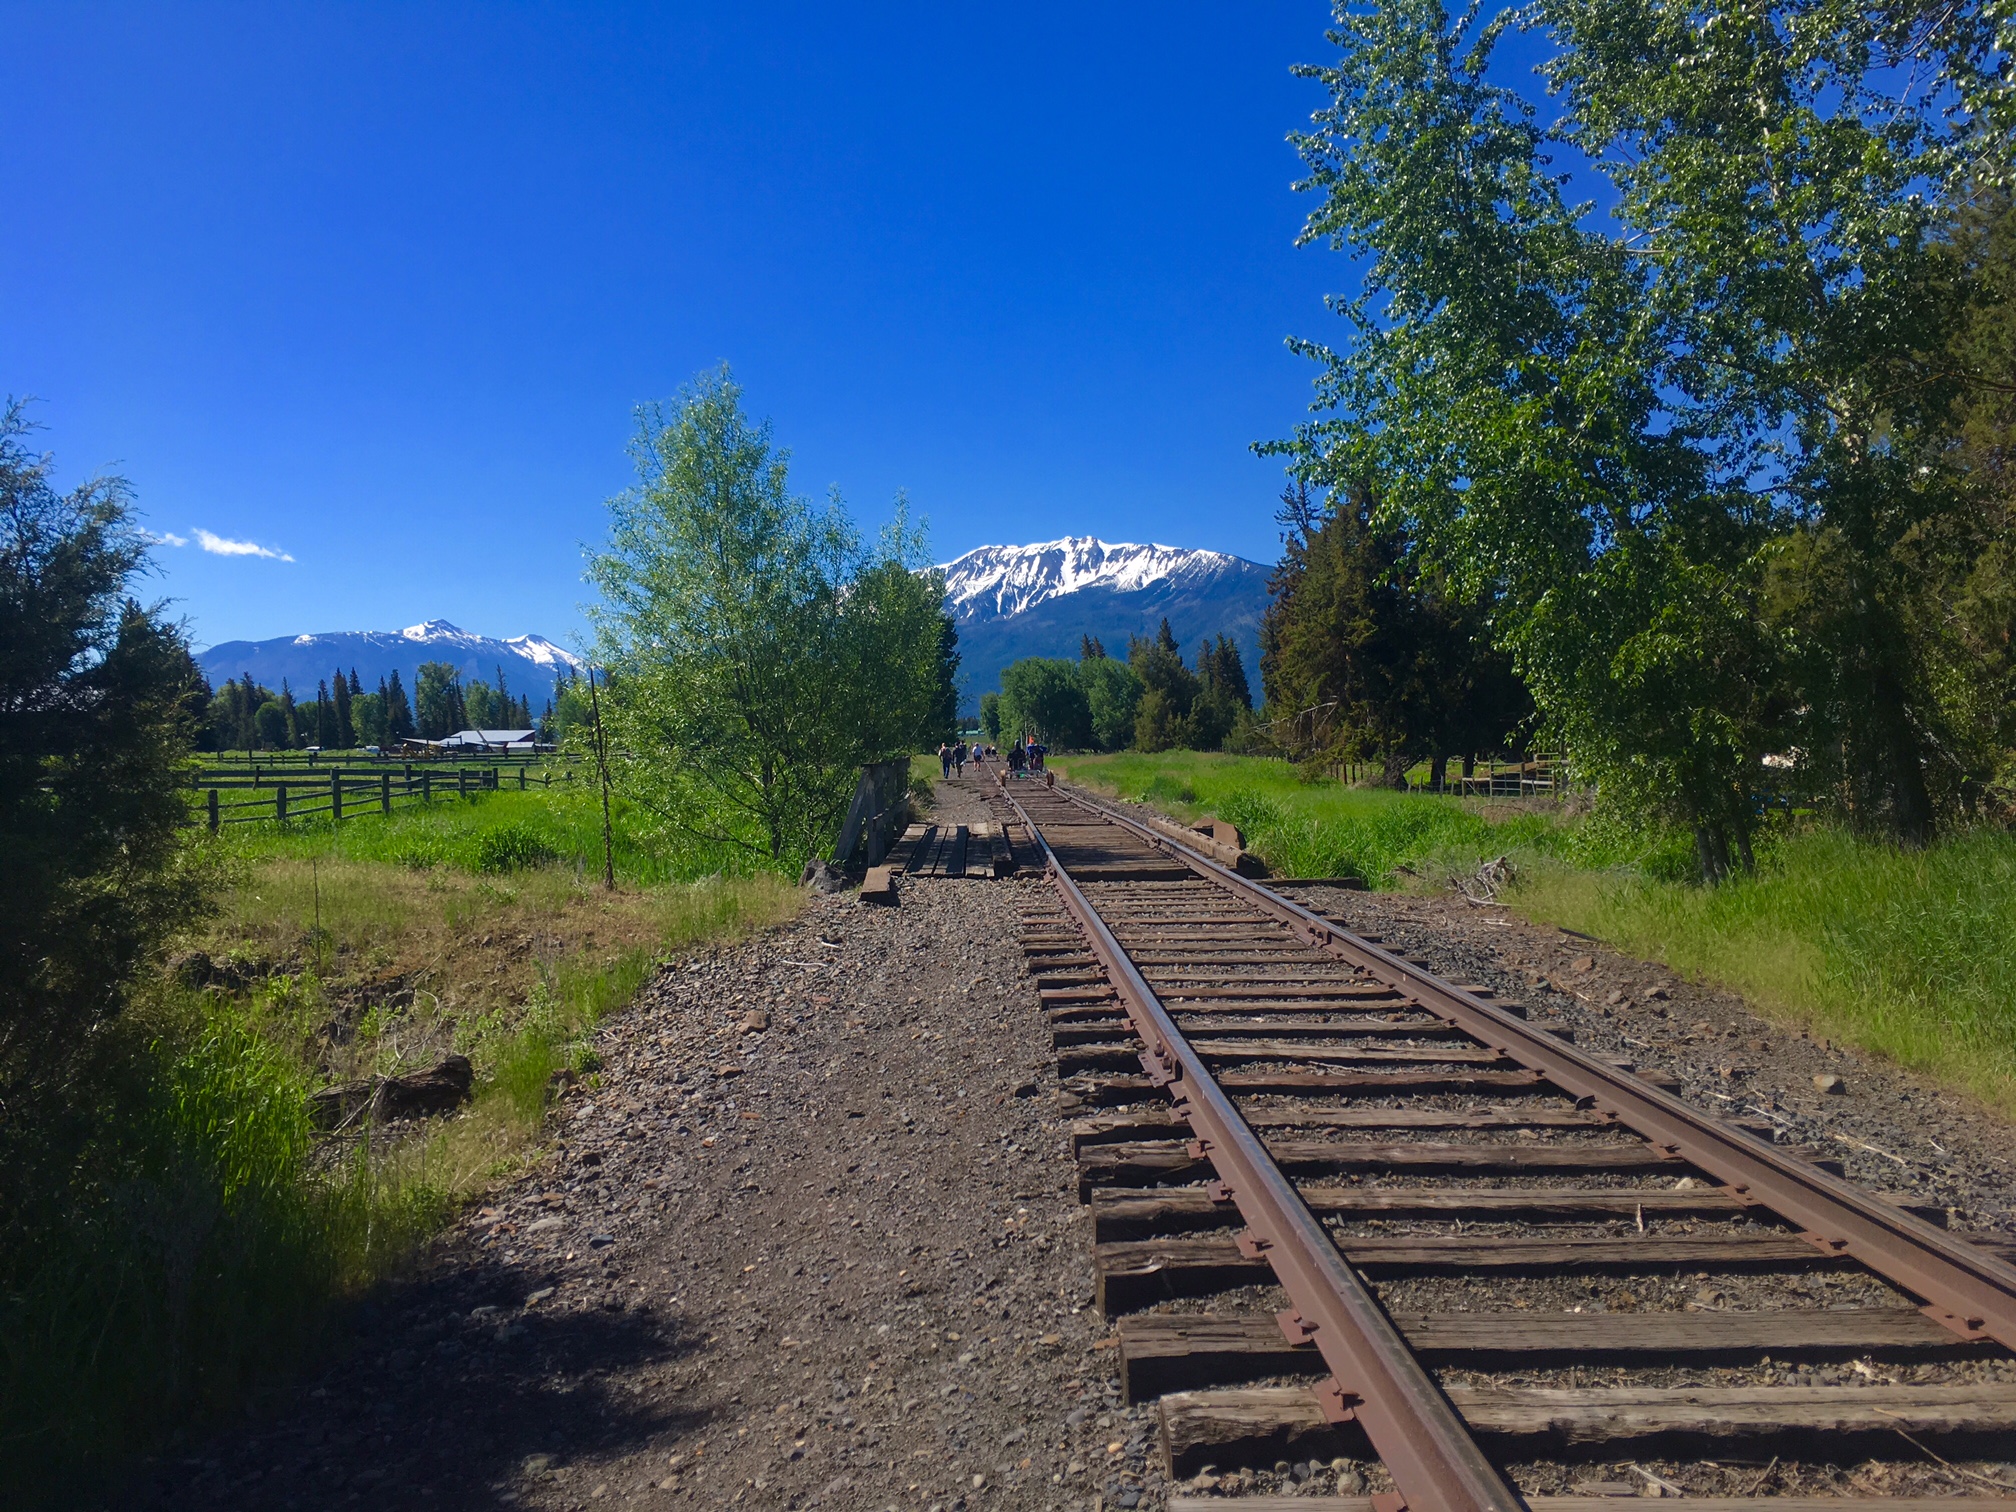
[1053,750,2016,1114]
[7,783,801,1502]
[1051,751,1568,885]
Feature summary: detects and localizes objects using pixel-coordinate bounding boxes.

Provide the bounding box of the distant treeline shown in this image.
[983,620,1256,753]
[197,660,600,751]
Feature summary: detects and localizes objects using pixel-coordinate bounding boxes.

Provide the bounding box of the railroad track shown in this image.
[989,773,2016,1512]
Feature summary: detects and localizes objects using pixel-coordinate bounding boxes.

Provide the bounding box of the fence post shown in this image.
[518,765,526,790]
[276,784,288,825]
[458,768,468,799]
[381,771,392,815]
[331,770,343,823]
[208,788,219,833]
[423,771,432,803]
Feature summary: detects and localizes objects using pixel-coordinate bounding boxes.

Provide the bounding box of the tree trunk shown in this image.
[1429,753,1448,793]
[1382,748,1409,790]
[1694,823,1732,886]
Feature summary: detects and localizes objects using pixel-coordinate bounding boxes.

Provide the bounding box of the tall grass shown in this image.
[1059,750,2016,1112]
[3,828,799,1506]
[0,1003,446,1504]
[1052,751,1559,884]
[1513,826,2016,1110]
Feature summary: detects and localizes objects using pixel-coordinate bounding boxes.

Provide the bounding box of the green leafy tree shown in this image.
[979,691,1003,744]
[587,369,948,862]
[313,679,335,746]
[839,509,961,758]
[277,680,300,749]
[999,657,1094,748]
[414,661,467,740]
[351,690,386,746]
[1276,0,1785,870]
[1527,0,2006,843]
[1128,618,1204,752]
[1079,654,1145,751]
[1262,480,1532,788]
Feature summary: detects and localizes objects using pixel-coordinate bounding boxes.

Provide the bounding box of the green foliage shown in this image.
[473,820,556,874]
[979,690,1003,743]
[1262,480,1529,786]
[1277,0,2012,865]
[382,670,415,742]
[999,657,1093,748]
[1516,825,2016,1112]
[587,369,953,865]
[414,660,467,740]
[1079,654,1145,751]
[0,401,217,1209]
[1055,751,1556,885]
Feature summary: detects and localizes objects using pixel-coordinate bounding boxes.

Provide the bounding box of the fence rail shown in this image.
[190,763,579,831]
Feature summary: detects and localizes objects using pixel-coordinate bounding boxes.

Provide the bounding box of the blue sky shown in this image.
[4,3,1352,650]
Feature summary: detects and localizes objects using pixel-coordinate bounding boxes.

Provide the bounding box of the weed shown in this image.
[474,821,555,874]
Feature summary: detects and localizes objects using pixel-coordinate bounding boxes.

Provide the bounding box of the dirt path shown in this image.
[129,813,1149,1511]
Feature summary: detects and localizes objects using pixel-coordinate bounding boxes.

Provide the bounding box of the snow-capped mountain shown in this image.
[938,537,1270,703]
[197,619,585,698]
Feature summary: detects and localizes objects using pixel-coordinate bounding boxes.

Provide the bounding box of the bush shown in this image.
[473,822,555,874]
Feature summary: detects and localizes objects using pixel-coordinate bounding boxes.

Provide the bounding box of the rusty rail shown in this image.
[1033,778,2016,1355]
[997,776,1527,1512]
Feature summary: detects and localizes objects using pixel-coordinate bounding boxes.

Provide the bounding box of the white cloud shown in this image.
[194,528,294,563]
[146,530,189,548]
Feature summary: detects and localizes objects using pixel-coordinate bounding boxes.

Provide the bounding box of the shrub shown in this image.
[473,822,554,874]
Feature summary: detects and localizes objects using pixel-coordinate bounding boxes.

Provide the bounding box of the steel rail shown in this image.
[998,777,1526,1512]
[1040,778,2016,1353]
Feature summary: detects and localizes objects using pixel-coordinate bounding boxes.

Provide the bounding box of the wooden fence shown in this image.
[1446,755,1561,798]
[192,763,576,831]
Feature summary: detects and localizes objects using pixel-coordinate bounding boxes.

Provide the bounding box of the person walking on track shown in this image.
[938,742,952,779]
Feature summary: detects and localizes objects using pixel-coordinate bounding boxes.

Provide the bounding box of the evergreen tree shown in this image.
[314,679,336,747]
[332,668,354,747]
[1199,635,1252,710]
[1079,633,1107,661]
[278,679,299,749]
[384,670,415,741]
[1128,618,1204,751]
[347,667,363,697]
[235,673,260,750]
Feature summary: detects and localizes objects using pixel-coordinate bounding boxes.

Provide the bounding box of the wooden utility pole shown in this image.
[585,666,616,890]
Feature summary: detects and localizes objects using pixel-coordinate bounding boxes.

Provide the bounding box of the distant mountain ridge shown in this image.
[938,537,1270,704]
[196,620,584,699]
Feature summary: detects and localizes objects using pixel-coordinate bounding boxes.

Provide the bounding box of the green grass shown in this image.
[1513,827,2016,1112]
[4,790,802,1506]
[1051,751,1561,885]
[210,782,758,885]
[1054,749,2016,1113]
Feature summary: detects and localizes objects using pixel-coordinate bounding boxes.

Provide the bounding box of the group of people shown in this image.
[936,740,987,778]
[935,738,1046,779]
